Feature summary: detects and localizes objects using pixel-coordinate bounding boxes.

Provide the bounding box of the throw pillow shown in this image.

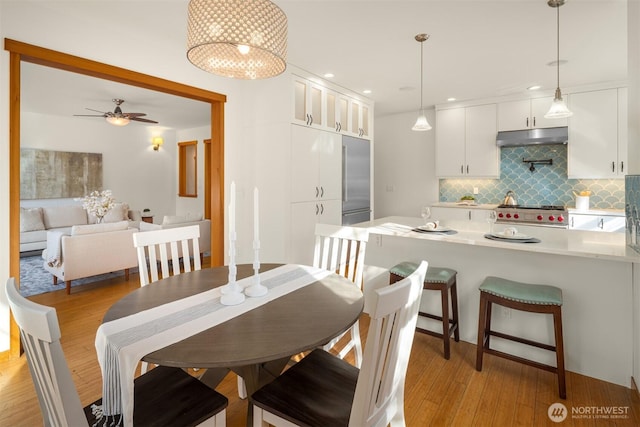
[71,220,129,236]
[20,207,45,232]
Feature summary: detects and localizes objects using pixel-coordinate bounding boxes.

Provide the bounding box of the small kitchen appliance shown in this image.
[495,204,568,228]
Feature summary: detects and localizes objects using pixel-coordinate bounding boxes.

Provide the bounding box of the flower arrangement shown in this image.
[80,190,115,223]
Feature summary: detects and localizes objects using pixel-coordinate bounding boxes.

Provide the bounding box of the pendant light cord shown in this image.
[419,39,424,111]
[556,4,560,89]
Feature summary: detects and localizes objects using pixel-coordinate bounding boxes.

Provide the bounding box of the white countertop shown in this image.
[431,202,498,209]
[358,216,640,263]
[567,208,625,216]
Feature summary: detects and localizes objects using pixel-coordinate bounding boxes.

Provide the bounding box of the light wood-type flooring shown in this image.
[1,262,639,426]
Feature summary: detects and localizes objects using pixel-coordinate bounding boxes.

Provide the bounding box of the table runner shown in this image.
[95,264,331,427]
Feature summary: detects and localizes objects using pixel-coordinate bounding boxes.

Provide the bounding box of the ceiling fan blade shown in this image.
[73,114,107,117]
[130,117,158,124]
[123,113,147,118]
[86,108,108,114]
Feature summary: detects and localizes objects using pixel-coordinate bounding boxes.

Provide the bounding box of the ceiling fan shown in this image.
[74,98,158,126]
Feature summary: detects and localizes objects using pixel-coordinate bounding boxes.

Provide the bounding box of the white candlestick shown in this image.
[253,187,259,242]
[245,186,267,298]
[221,181,244,305]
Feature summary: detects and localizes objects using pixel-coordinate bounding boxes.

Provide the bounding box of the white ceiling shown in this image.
[20,0,627,129]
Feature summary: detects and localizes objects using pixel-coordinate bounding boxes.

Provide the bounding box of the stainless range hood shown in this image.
[496,126,568,147]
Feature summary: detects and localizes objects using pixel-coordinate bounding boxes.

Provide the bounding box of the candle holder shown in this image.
[221,231,245,305]
[244,240,267,297]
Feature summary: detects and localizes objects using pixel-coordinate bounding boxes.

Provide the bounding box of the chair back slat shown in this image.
[5,278,89,427]
[349,260,428,427]
[133,225,201,287]
[313,223,369,289]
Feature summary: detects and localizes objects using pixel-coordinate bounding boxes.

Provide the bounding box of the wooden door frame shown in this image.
[3,38,226,359]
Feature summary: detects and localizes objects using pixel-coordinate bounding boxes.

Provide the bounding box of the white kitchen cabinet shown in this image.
[325,89,349,133]
[569,212,625,233]
[498,96,568,131]
[349,99,371,139]
[293,75,325,128]
[291,125,341,202]
[435,104,498,178]
[289,200,341,265]
[567,88,624,178]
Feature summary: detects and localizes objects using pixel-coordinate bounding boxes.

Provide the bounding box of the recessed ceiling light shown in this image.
[447,97,456,102]
[363,89,372,94]
[527,85,541,91]
[324,73,334,78]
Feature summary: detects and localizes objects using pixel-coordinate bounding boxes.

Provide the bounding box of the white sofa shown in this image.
[20,203,139,253]
[42,220,139,294]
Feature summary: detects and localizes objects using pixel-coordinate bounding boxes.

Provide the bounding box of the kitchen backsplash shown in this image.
[625,175,640,253]
[439,145,625,209]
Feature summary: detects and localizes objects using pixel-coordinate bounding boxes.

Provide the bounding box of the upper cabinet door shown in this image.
[292,76,324,128]
[435,108,466,177]
[466,104,499,178]
[498,99,530,131]
[567,89,619,178]
[617,87,628,176]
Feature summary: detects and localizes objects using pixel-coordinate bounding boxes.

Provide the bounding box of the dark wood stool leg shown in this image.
[476,292,489,371]
[440,285,451,360]
[553,306,567,399]
[450,279,460,342]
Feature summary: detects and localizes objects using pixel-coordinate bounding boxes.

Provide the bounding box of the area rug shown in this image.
[19,255,136,297]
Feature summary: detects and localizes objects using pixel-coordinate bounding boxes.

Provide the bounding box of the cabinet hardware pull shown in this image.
[315,187,319,198]
[468,211,471,220]
[309,114,313,125]
[320,187,324,197]
[320,204,324,214]
[336,122,339,132]
[526,117,529,127]
[599,218,604,229]
[306,114,310,126]
[621,161,624,173]
[612,161,615,172]
[533,117,536,127]
[466,165,469,174]
[460,165,464,174]
[315,204,319,215]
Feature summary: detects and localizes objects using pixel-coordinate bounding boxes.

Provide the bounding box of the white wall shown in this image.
[373,109,439,219]
[21,112,177,219]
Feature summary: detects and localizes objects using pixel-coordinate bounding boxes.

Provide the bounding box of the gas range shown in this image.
[495,204,568,228]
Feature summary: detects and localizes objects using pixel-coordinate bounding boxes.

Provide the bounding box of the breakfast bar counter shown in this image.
[357,216,640,388]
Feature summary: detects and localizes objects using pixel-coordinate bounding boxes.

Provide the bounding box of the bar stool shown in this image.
[476,276,566,399]
[389,261,459,359]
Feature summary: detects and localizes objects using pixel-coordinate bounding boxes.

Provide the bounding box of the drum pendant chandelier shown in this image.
[187,0,288,79]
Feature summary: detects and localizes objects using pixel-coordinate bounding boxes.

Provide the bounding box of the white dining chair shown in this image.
[313,223,369,368]
[4,277,228,427]
[133,224,201,287]
[250,260,428,427]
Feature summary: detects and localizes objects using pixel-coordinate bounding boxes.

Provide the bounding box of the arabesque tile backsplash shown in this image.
[439,145,625,209]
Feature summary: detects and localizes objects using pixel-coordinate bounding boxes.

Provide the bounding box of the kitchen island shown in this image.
[359,216,640,388]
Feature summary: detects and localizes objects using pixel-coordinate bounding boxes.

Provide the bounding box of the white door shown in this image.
[435,108,466,177]
[466,104,499,178]
[498,99,530,131]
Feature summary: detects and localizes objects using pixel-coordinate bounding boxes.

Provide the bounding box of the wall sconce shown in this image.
[152,137,164,151]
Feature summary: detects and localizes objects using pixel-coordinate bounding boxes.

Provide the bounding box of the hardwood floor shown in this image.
[1,266,639,426]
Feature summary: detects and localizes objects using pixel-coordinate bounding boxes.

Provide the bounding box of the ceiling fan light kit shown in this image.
[412,33,432,132]
[545,0,573,119]
[186,0,288,80]
[74,98,158,126]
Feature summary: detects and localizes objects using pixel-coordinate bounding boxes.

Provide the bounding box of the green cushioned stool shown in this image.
[476,276,566,399]
[390,261,459,360]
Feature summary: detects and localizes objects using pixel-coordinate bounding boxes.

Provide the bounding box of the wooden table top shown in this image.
[103,263,364,368]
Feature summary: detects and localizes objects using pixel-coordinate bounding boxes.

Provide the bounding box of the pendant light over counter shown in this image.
[187,0,288,80]
[412,33,432,131]
[545,0,572,119]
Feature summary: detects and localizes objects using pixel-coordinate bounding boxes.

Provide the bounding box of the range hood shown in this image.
[496,126,568,147]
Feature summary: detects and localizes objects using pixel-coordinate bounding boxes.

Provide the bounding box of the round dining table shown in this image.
[102,263,364,424]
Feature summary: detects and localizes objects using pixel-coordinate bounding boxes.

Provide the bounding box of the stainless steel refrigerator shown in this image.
[342,135,371,225]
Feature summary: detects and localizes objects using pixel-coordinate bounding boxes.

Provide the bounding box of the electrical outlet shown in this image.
[501,307,511,319]
[473,187,479,195]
